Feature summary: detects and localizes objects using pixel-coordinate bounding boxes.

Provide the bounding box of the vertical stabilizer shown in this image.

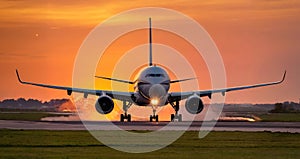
[149,18,153,66]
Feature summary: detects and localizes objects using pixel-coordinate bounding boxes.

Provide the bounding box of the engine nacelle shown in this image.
[95,95,114,114]
[185,95,204,114]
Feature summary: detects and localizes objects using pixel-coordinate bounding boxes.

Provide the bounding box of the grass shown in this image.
[0,130,299,159]
[0,112,64,121]
[258,113,300,122]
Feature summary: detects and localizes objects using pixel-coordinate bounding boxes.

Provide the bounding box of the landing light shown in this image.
[151,99,159,105]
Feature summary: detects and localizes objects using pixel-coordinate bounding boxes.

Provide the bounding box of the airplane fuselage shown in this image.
[134,66,170,106]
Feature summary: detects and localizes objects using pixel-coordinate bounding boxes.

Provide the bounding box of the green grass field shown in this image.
[0,112,66,121]
[0,130,299,159]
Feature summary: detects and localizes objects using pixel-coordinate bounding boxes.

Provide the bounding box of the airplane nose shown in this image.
[149,84,166,99]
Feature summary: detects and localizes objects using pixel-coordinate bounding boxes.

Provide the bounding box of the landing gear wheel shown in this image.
[150,115,159,122]
[170,114,182,122]
[121,101,133,122]
[178,114,182,122]
[127,114,131,122]
[120,114,124,122]
[171,114,175,121]
[170,100,183,122]
[120,113,131,122]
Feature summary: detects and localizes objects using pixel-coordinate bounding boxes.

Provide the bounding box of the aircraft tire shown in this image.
[178,114,182,122]
[171,114,175,121]
[155,115,159,122]
[120,114,124,122]
[127,114,131,122]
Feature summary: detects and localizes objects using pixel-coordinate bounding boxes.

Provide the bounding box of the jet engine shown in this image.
[95,95,114,114]
[185,95,204,114]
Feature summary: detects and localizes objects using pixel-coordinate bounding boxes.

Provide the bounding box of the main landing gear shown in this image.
[149,108,159,122]
[170,100,182,122]
[120,101,132,122]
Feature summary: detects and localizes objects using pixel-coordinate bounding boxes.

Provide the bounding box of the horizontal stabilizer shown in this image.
[95,76,135,84]
[170,77,197,84]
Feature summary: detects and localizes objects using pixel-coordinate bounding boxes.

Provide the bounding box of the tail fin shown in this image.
[149,17,153,66]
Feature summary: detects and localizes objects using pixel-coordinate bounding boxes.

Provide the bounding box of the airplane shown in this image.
[16,18,286,122]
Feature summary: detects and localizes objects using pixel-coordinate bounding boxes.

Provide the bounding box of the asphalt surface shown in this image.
[0,120,300,133]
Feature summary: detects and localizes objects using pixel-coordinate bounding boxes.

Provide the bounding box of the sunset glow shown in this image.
[1,0,299,106]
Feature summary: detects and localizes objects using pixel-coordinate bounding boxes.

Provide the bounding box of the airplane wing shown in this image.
[168,71,286,102]
[15,70,134,101]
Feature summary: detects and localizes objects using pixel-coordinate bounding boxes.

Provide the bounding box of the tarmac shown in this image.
[0,120,300,133]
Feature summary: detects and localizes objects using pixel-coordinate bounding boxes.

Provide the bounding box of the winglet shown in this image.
[16,69,23,83]
[280,70,286,83]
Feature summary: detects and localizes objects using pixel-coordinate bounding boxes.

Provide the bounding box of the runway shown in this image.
[0,120,300,133]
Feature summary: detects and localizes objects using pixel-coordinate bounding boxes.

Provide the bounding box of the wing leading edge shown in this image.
[16,69,286,103]
[168,71,286,102]
[15,69,134,101]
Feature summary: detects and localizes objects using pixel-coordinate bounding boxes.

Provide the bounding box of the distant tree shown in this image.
[0,99,16,107]
[270,103,284,113]
[270,102,297,113]
[27,98,42,107]
[17,98,27,107]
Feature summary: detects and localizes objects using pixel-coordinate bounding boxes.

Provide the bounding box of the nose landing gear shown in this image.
[120,113,131,122]
[150,108,159,122]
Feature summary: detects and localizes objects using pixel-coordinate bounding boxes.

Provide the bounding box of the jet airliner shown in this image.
[16,18,286,122]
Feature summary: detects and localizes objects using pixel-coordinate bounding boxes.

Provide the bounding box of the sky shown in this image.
[0,0,299,104]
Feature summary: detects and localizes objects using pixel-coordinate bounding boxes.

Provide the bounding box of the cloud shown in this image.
[0,0,299,28]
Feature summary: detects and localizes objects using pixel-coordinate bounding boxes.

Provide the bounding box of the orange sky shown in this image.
[0,0,299,104]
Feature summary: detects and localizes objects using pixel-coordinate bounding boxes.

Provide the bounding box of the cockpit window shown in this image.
[145,74,165,78]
